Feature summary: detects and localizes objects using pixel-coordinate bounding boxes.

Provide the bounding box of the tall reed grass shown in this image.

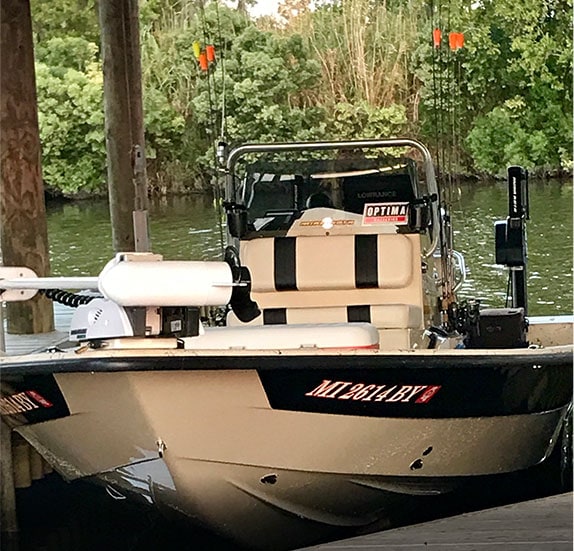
[284,0,425,118]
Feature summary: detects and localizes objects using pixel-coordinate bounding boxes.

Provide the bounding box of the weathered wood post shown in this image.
[0,302,6,353]
[1,420,18,546]
[99,0,150,253]
[0,0,54,335]
[126,0,150,253]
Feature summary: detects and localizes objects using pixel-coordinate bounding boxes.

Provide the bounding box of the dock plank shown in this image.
[2,303,74,356]
[299,493,573,550]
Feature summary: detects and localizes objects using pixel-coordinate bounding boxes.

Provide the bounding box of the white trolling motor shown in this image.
[0,252,259,342]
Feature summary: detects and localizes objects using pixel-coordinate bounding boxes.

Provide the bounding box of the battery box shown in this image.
[161,307,200,337]
[474,307,528,349]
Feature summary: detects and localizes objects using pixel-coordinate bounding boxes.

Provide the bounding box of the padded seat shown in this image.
[231,232,425,349]
[228,303,422,329]
[240,234,414,293]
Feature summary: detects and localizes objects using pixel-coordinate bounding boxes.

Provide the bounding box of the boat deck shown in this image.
[299,492,573,551]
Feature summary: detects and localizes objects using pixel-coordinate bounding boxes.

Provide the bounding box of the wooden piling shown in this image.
[30,447,47,481]
[0,0,54,335]
[12,435,32,489]
[99,0,150,253]
[125,0,150,253]
[11,434,52,488]
[0,421,18,538]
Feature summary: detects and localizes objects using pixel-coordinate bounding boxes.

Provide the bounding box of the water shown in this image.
[451,179,572,315]
[46,194,224,275]
[46,180,573,316]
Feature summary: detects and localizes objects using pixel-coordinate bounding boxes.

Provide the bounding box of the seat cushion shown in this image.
[228,303,422,330]
[240,234,413,293]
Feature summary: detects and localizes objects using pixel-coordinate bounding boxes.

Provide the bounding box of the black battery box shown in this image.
[161,307,200,337]
[474,307,528,349]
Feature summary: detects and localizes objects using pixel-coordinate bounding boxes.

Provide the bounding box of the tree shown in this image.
[29,0,573,192]
[31,0,99,43]
[414,0,573,174]
[35,38,106,195]
[141,2,326,185]
[463,0,572,173]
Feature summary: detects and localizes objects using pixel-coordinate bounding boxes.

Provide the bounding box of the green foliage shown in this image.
[326,102,407,139]
[140,3,250,188]
[412,0,572,175]
[461,0,573,174]
[30,0,192,195]
[143,86,188,193]
[35,36,99,74]
[212,26,325,142]
[144,88,186,160]
[31,0,99,43]
[34,33,188,196]
[140,2,326,186]
[467,94,572,174]
[35,38,106,195]
[304,0,424,110]
[30,0,573,195]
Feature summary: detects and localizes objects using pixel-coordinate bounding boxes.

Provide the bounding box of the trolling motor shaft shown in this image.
[495,166,529,314]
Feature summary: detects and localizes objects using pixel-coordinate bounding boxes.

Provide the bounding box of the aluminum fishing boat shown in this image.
[1,138,572,551]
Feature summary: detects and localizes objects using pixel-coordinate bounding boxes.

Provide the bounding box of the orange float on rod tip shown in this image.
[433,28,442,48]
[199,52,208,71]
[206,44,216,63]
[456,32,465,49]
[449,32,465,51]
[448,32,457,50]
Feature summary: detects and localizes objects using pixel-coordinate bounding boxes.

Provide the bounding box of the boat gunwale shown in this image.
[0,343,571,376]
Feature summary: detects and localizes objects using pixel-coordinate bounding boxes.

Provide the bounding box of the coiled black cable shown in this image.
[40,289,97,308]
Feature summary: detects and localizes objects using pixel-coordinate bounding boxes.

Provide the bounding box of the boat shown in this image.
[0,138,572,551]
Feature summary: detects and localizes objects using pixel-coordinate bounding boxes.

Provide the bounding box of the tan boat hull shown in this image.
[12,362,569,549]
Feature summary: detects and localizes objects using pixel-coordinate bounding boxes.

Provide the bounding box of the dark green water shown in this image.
[451,179,572,315]
[46,180,573,316]
[46,194,224,275]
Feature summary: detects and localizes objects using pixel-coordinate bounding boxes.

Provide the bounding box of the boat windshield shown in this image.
[237,157,419,229]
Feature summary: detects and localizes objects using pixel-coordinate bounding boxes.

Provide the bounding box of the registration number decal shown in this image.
[304,379,441,404]
[0,390,54,415]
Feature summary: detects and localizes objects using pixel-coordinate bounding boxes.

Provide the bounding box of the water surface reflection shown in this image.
[46,181,573,316]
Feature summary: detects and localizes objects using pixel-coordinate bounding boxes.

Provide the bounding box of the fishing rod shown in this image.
[195,0,227,258]
[214,0,227,146]
[430,0,452,325]
[431,0,441,179]
[429,0,467,328]
[212,0,229,257]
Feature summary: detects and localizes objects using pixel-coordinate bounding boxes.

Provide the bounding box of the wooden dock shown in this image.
[299,492,573,551]
[1,302,73,544]
[1,302,74,356]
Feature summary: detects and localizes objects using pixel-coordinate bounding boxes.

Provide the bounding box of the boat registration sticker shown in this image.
[362,202,409,225]
[304,380,441,403]
[0,390,53,415]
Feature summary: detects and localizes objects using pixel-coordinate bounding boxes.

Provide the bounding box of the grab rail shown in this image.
[452,250,467,293]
